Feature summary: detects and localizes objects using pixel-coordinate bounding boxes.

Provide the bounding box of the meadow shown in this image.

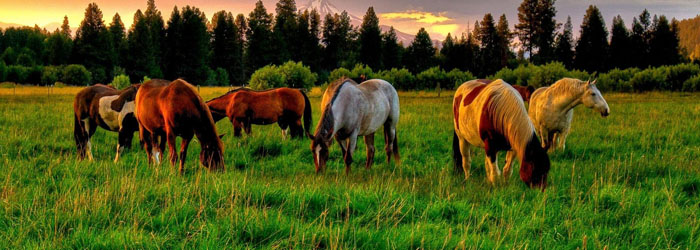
[0,85,699,249]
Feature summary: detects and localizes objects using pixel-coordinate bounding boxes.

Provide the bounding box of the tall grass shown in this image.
[0,87,698,248]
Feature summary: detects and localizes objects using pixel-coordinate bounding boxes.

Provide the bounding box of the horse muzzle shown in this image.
[601,109,610,117]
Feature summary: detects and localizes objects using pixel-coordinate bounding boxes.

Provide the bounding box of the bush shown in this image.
[416,67,447,90]
[597,68,638,92]
[16,53,35,67]
[248,65,285,90]
[531,62,569,88]
[6,65,28,83]
[41,66,63,86]
[25,66,43,84]
[62,64,92,86]
[376,68,415,90]
[446,69,475,89]
[683,75,700,91]
[279,61,317,89]
[110,74,131,89]
[629,68,666,92]
[327,67,352,84]
[0,62,7,82]
[142,76,151,83]
[664,64,700,91]
[350,64,374,80]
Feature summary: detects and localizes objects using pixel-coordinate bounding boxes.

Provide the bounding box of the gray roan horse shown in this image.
[310,78,400,174]
[73,84,140,162]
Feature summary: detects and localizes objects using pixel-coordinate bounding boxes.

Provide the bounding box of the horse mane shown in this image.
[484,80,535,158]
[314,78,354,139]
[545,78,587,97]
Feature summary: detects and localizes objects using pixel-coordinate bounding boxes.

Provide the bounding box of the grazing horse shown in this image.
[528,78,610,151]
[206,87,312,139]
[135,79,225,172]
[73,84,140,162]
[310,78,400,174]
[453,79,550,189]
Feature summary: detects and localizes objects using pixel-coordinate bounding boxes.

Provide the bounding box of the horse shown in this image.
[73,83,140,162]
[206,87,312,139]
[528,78,610,151]
[452,79,550,189]
[512,85,535,102]
[310,78,400,174]
[135,79,225,172]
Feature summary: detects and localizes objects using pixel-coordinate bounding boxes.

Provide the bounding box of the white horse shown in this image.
[311,78,400,174]
[528,78,610,151]
[453,79,550,188]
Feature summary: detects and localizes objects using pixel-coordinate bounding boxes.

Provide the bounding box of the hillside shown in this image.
[678,15,700,60]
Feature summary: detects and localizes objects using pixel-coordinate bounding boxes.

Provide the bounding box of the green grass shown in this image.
[0,87,699,249]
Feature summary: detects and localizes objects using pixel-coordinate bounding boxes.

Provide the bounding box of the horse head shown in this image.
[200,138,225,171]
[581,80,610,117]
[310,135,331,173]
[521,136,551,190]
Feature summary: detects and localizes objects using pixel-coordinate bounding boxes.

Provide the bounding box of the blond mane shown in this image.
[483,80,535,158]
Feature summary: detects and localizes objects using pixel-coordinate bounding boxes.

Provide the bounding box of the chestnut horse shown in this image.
[73,84,140,162]
[453,79,550,189]
[311,78,400,174]
[206,87,312,139]
[477,79,534,102]
[135,79,225,172]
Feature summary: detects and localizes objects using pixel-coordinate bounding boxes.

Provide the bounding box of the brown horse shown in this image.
[73,83,140,162]
[135,79,225,172]
[206,87,312,139]
[478,79,534,102]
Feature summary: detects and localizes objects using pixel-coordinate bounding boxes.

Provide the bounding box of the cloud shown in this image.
[430,24,460,37]
[380,10,452,24]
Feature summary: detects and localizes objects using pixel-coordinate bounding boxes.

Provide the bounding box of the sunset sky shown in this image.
[1,0,699,40]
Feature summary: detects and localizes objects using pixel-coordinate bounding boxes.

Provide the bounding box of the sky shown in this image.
[1,0,699,40]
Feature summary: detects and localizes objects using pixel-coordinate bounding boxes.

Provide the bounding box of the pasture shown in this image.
[0,86,699,248]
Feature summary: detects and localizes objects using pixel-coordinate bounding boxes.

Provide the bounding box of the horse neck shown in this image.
[207,94,231,114]
[194,117,222,150]
[548,82,586,113]
[315,103,337,142]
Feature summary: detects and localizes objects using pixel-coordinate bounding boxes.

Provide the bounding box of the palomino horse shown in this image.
[311,78,400,174]
[453,79,550,189]
[135,79,225,172]
[528,78,610,151]
[206,87,312,139]
[73,84,140,162]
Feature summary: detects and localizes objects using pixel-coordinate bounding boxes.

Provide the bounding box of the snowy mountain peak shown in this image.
[299,0,361,23]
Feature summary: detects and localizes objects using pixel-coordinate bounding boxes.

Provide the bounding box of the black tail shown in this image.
[74,114,87,160]
[392,132,400,164]
[453,130,463,174]
[300,89,313,139]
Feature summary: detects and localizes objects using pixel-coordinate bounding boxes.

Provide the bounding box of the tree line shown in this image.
[0,0,689,87]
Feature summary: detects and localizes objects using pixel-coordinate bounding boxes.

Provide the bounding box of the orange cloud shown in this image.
[430,24,459,37]
[380,10,451,24]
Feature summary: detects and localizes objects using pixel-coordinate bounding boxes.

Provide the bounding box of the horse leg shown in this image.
[344,133,358,175]
[86,119,97,161]
[558,126,571,150]
[232,118,243,137]
[114,129,128,163]
[244,118,252,136]
[178,135,192,174]
[336,137,348,160]
[459,139,472,180]
[538,127,549,150]
[290,119,303,138]
[364,133,375,169]
[278,121,288,140]
[166,130,177,167]
[484,151,501,185]
[139,124,153,164]
[503,150,516,182]
[383,124,399,164]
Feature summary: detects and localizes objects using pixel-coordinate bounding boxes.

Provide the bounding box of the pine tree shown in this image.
[405,27,435,73]
[46,30,72,65]
[144,0,165,69]
[61,16,72,38]
[516,0,537,59]
[359,7,382,70]
[440,33,456,70]
[306,9,322,71]
[650,15,681,66]
[496,14,513,68]
[554,16,574,68]
[477,13,503,76]
[109,13,127,67]
[128,10,160,80]
[381,26,402,70]
[272,0,298,63]
[322,12,354,70]
[211,11,241,85]
[246,0,275,75]
[574,5,609,72]
[609,15,632,69]
[163,7,184,79]
[72,2,115,83]
[177,6,210,84]
[516,0,558,63]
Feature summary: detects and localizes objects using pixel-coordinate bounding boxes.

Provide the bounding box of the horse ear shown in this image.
[591,79,597,85]
[218,133,226,139]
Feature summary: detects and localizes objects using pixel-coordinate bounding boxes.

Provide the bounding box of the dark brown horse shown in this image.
[73,83,140,162]
[206,87,312,139]
[135,79,225,172]
[512,85,535,102]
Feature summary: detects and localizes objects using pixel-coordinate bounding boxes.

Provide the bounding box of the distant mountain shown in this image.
[298,0,434,47]
[0,21,27,30]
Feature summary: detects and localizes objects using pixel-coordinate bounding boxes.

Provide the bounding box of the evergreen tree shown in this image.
[72,2,115,83]
[496,14,513,68]
[61,16,72,38]
[649,15,681,66]
[144,0,165,69]
[128,10,161,80]
[477,13,504,76]
[211,11,242,85]
[109,13,127,67]
[405,27,435,73]
[516,0,537,58]
[516,0,558,63]
[246,1,275,75]
[45,30,72,65]
[297,10,321,71]
[272,0,298,63]
[630,17,647,68]
[322,12,354,70]
[235,14,248,43]
[574,5,609,72]
[463,32,481,73]
[381,26,402,70]
[177,6,210,84]
[163,7,184,79]
[359,7,382,69]
[554,16,574,68]
[440,33,457,70]
[609,15,632,69]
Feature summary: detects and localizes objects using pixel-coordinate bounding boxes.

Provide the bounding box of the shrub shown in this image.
[142,76,151,83]
[249,65,285,90]
[350,64,374,80]
[41,66,63,86]
[376,68,415,90]
[327,67,352,84]
[629,68,666,92]
[416,67,447,90]
[446,69,475,89]
[279,61,317,89]
[665,64,700,91]
[6,65,28,83]
[16,53,35,67]
[91,67,107,84]
[531,61,568,87]
[216,68,230,86]
[597,68,638,92]
[110,74,131,89]
[683,75,700,92]
[62,64,92,86]
[0,62,7,82]
[25,66,43,84]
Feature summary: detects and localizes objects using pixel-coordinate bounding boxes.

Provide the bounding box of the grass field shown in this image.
[1,85,699,249]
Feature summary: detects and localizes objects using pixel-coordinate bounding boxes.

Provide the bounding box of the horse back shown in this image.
[74,84,119,119]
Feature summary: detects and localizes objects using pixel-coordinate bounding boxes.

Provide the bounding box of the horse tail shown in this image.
[453,130,463,174]
[300,89,313,139]
[74,113,88,159]
[392,132,400,164]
